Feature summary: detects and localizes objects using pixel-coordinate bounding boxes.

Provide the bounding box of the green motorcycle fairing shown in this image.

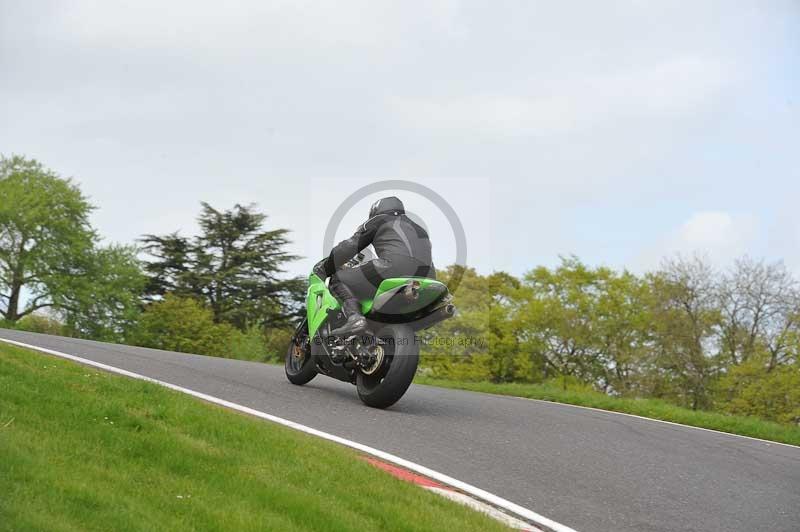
[306,274,447,337]
[306,274,340,337]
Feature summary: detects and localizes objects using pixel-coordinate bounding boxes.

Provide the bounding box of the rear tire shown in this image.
[357,325,419,409]
[285,329,317,385]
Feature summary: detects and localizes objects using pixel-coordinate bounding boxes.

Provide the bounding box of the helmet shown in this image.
[369,196,405,218]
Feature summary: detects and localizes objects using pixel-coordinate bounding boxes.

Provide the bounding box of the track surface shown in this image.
[2,330,798,532]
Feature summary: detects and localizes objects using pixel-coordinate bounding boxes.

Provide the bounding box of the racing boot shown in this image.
[331,298,367,337]
[329,278,367,336]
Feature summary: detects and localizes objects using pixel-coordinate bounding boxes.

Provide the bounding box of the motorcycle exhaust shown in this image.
[410,303,456,331]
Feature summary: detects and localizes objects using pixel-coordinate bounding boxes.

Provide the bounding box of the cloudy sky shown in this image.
[2,1,799,278]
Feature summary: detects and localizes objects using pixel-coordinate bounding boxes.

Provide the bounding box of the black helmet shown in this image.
[369,196,405,218]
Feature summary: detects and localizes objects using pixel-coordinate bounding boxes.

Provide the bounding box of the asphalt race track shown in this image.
[2,329,798,532]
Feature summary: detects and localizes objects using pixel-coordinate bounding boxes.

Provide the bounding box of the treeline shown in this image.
[421,259,800,424]
[2,156,798,425]
[0,155,302,361]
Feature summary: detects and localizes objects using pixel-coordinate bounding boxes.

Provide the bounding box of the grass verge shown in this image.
[0,343,509,532]
[415,376,800,447]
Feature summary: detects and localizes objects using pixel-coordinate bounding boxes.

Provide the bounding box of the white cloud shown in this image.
[681,212,739,246]
[1,1,797,279]
[388,55,732,137]
[637,211,759,271]
[47,1,465,53]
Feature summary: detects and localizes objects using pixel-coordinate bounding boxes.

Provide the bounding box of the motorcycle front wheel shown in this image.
[285,328,317,385]
[356,324,419,409]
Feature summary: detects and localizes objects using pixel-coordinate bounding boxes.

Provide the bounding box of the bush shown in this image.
[262,327,294,363]
[227,326,269,362]
[16,314,67,336]
[130,295,294,363]
[131,295,239,358]
[717,357,800,425]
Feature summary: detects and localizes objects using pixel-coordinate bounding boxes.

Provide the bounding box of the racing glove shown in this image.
[313,257,333,280]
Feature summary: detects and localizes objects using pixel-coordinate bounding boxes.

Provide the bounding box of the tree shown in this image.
[0,155,144,339]
[139,232,193,300]
[59,244,146,341]
[514,258,609,386]
[420,266,524,382]
[0,155,94,321]
[646,256,721,410]
[141,202,303,330]
[717,257,800,369]
[592,271,653,395]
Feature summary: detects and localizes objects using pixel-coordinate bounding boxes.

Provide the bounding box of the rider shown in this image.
[313,196,436,336]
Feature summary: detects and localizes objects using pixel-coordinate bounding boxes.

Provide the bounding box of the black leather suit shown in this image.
[316,198,436,313]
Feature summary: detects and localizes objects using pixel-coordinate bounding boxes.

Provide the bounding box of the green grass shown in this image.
[415,376,800,447]
[0,343,510,532]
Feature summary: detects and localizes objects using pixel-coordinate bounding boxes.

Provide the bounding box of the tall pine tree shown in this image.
[141,203,303,330]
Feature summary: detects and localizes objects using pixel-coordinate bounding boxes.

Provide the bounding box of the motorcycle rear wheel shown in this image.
[356,324,419,409]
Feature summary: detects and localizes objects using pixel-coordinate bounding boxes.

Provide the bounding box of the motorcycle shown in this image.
[285,251,455,408]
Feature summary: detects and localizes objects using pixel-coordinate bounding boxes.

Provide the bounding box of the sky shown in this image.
[2,1,799,279]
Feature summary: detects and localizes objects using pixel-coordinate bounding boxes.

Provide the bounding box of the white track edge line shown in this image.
[0,337,578,532]
[445,386,800,450]
[521,397,800,449]
[426,487,541,531]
